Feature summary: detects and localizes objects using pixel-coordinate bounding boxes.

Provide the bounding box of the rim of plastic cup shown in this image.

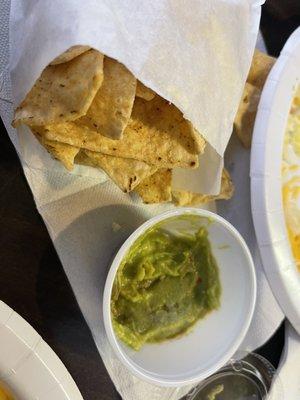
[103,208,257,387]
[186,351,283,400]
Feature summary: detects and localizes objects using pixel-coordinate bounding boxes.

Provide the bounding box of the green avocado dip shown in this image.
[111,224,221,350]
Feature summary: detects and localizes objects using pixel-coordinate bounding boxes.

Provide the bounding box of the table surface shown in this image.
[0,4,299,400]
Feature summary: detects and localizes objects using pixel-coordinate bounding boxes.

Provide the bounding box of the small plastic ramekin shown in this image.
[103,208,257,387]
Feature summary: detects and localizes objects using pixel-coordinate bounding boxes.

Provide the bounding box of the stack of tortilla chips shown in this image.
[13,46,233,205]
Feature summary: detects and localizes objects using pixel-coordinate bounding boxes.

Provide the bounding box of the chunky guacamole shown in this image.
[111,225,221,350]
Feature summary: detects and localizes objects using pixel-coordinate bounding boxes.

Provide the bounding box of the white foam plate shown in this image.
[250,27,300,334]
[0,300,83,400]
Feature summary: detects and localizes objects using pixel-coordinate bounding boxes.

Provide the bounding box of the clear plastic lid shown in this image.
[187,352,283,400]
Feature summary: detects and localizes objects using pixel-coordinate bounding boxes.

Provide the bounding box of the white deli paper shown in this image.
[10,0,261,195]
[0,1,285,400]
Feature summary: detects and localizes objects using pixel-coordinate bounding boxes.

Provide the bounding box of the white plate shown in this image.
[0,300,83,400]
[250,27,300,334]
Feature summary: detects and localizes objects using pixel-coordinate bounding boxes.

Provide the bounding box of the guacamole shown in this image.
[111,225,221,350]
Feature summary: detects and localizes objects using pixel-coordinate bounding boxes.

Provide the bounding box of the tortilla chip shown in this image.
[13,49,104,127]
[234,82,261,148]
[50,45,91,65]
[135,169,172,203]
[32,130,79,170]
[75,150,157,192]
[191,127,208,154]
[247,49,275,89]
[136,81,155,101]
[172,169,234,206]
[41,96,204,168]
[77,57,136,139]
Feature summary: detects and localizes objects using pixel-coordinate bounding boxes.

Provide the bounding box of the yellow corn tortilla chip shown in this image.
[32,130,79,170]
[77,57,136,139]
[247,49,275,89]
[50,45,91,65]
[75,149,157,192]
[40,96,204,168]
[13,49,104,127]
[191,127,208,154]
[234,82,261,148]
[136,81,156,101]
[135,169,172,204]
[172,169,234,206]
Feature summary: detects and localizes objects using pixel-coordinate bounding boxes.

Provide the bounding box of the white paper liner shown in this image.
[9,0,262,194]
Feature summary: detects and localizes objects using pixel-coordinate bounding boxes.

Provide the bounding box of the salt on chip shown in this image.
[75,150,157,193]
[41,96,203,168]
[77,57,136,139]
[234,82,261,148]
[135,169,172,203]
[172,169,234,206]
[50,45,91,65]
[32,129,79,170]
[247,49,275,89]
[136,81,155,101]
[13,49,104,127]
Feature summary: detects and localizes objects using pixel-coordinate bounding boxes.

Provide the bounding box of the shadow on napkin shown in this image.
[52,203,147,326]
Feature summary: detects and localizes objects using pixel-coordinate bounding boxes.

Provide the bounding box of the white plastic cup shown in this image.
[103,208,257,387]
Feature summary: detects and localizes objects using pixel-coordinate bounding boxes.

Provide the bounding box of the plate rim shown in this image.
[250,27,300,334]
[0,300,83,400]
